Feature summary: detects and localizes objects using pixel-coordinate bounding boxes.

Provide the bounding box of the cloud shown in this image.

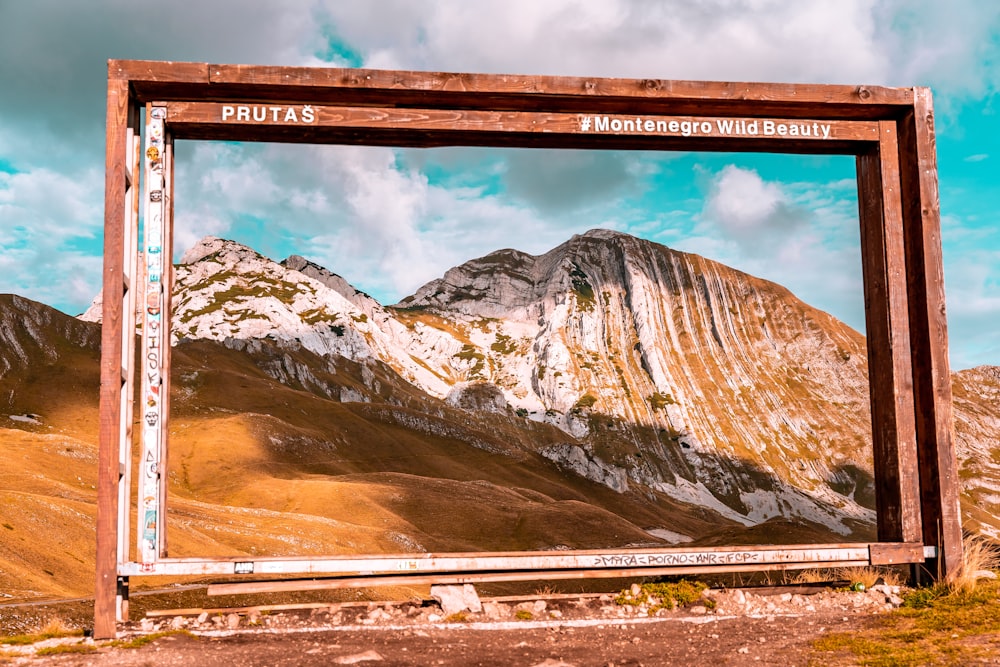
[172,141,560,301]
[702,165,807,251]
[315,0,890,84]
[501,150,648,215]
[683,165,865,331]
[0,0,997,365]
[0,166,104,312]
[876,0,1000,100]
[313,1,999,102]
[0,0,327,175]
[939,215,1000,370]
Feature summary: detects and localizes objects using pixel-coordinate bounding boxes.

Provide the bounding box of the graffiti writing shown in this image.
[592,551,762,567]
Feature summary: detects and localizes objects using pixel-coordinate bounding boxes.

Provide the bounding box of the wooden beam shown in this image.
[95,67,130,641]
[164,102,879,153]
[159,126,176,558]
[897,88,963,579]
[856,122,921,543]
[869,542,925,566]
[110,60,916,119]
[115,106,142,573]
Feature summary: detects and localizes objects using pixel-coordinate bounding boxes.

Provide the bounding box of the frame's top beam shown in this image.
[110,59,920,120]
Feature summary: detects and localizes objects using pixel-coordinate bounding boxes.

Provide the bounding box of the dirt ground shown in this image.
[0,584,908,666]
[5,613,879,666]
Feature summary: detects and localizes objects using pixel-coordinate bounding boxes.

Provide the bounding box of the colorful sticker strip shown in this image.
[138,106,167,568]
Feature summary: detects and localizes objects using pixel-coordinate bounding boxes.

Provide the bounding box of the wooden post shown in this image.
[114,100,141,623]
[159,123,176,557]
[897,88,963,578]
[95,68,130,641]
[856,122,922,543]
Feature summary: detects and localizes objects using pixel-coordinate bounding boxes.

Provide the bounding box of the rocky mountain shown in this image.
[5,291,739,600]
[952,365,1000,537]
[82,231,878,535]
[6,230,1000,600]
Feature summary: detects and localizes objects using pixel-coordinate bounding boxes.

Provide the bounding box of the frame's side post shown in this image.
[114,99,142,623]
[137,105,169,566]
[95,66,132,640]
[158,124,176,557]
[856,124,922,544]
[897,88,963,579]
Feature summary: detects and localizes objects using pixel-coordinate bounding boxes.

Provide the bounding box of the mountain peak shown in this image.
[179,236,263,265]
[571,227,634,242]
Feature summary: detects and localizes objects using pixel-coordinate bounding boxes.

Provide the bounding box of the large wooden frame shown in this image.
[96,60,962,638]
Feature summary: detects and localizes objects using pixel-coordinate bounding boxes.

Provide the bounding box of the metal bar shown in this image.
[207,560,872,597]
[158,127,175,558]
[118,543,902,577]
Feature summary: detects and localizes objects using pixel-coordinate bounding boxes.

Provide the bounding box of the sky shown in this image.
[0,0,997,370]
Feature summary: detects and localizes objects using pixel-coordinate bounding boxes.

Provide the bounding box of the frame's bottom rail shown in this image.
[206,560,873,597]
[119,542,930,587]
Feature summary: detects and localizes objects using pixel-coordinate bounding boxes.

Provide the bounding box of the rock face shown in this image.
[396,229,874,532]
[73,229,998,537]
[952,365,1000,538]
[0,294,100,378]
[93,231,872,534]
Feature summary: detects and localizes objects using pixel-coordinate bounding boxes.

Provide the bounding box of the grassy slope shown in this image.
[164,338,730,555]
[0,302,734,601]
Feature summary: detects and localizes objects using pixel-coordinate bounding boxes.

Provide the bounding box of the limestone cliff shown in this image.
[73,230,997,538]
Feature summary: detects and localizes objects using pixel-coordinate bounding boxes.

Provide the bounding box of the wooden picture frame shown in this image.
[95,60,961,638]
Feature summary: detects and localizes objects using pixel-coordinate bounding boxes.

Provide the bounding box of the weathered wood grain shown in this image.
[110,60,915,118]
[163,102,878,154]
[95,70,130,641]
[898,88,963,580]
[856,122,921,544]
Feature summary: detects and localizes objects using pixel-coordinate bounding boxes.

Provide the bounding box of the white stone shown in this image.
[430,584,482,616]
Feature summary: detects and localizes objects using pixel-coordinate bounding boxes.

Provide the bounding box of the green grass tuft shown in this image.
[1,626,83,646]
[110,629,196,649]
[615,580,708,615]
[34,644,97,656]
[813,579,1000,666]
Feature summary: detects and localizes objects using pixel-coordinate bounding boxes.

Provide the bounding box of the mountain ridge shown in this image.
[79,231,875,532]
[70,229,999,538]
[3,229,999,600]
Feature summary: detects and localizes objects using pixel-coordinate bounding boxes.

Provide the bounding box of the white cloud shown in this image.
[0,166,104,312]
[315,0,889,84]
[683,165,865,331]
[313,0,999,100]
[0,0,997,365]
[876,0,1000,100]
[703,165,807,248]
[173,140,569,302]
[939,214,1000,370]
